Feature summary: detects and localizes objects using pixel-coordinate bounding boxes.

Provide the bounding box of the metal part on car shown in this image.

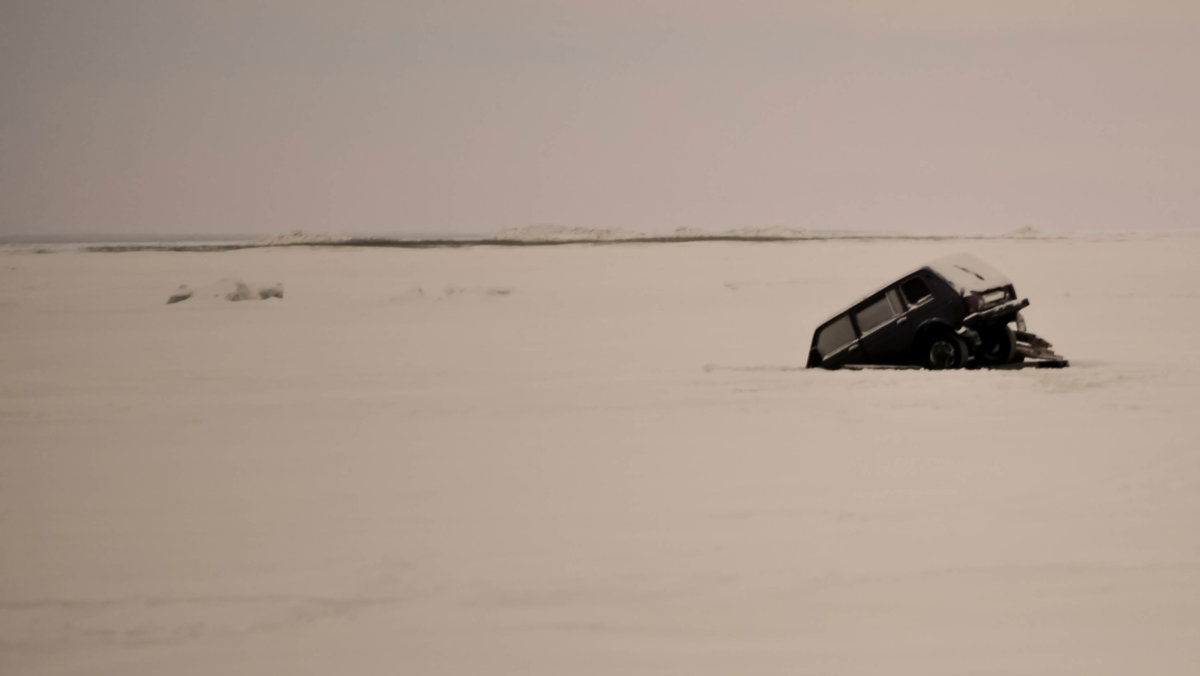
[962,298,1030,329]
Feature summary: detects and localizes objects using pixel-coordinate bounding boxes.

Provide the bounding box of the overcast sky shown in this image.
[2,1,1198,237]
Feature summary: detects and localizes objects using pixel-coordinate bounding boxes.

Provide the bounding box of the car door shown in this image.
[854,287,920,364]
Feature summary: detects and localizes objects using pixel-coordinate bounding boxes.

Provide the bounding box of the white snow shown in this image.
[2,236,1199,675]
[927,252,1013,294]
[254,230,350,246]
[492,224,645,241]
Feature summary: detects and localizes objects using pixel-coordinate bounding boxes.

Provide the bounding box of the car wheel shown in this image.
[976,326,1016,366]
[920,331,967,370]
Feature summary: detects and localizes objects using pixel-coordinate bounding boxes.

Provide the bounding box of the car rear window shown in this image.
[816,315,855,356]
[901,277,932,305]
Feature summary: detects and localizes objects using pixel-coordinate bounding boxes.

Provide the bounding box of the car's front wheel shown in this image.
[975,326,1016,366]
[920,331,967,370]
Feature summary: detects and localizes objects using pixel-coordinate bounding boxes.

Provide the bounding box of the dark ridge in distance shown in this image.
[80,233,1063,253]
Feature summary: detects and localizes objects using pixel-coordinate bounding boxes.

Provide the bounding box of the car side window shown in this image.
[854,294,898,334]
[886,288,903,313]
[816,315,855,356]
[901,277,932,306]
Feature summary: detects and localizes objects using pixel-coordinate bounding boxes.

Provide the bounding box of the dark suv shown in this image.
[806,254,1065,370]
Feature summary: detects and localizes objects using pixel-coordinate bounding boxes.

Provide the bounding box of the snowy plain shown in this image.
[2,236,1199,675]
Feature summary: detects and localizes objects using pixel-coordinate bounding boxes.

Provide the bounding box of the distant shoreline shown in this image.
[47,233,1073,253]
[5,230,1192,253]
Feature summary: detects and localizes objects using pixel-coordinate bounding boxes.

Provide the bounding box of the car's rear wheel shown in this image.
[920,330,967,370]
[975,326,1016,366]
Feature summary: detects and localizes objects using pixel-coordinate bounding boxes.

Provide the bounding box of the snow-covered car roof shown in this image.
[926,253,1012,294]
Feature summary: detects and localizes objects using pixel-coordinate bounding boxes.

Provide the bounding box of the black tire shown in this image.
[920,330,967,370]
[975,326,1016,366]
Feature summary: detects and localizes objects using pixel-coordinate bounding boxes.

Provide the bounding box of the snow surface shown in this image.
[927,252,1013,294]
[2,237,1199,675]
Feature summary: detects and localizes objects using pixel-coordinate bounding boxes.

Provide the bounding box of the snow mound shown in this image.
[721,225,814,239]
[491,224,644,242]
[166,278,284,304]
[492,224,821,242]
[256,230,350,246]
[1006,226,1042,239]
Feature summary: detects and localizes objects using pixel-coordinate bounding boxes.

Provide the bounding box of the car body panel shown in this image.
[807,254,1042,369]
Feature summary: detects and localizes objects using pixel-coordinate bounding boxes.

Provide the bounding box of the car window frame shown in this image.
[852,292,899,336]
[900,275,933,308]
[814,313,857,357]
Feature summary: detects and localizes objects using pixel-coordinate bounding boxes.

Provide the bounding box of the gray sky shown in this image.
[2,1,1198,237]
